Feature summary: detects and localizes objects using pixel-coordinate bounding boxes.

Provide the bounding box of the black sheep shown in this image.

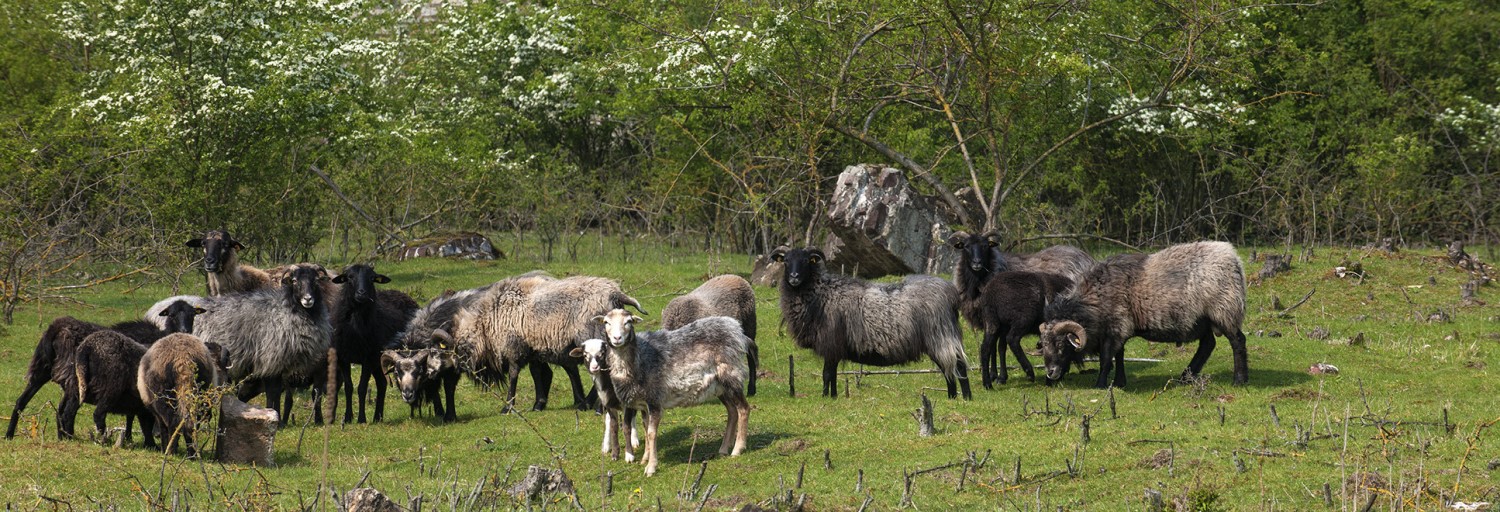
[329,264,419,423]
[964,271,1074,388]
[73,330,157,448]
[5,300,200,441]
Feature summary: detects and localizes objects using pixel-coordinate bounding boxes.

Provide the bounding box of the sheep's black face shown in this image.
[159,300,205,334]
[948,231,1000,273]
[773,247,824,289]
[333,264,389,304]
[282,265,328,311]
[186,230,242,273]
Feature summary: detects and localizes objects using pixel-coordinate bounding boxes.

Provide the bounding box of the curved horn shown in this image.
[1054,321,1087,350]
[620,294,649,316]
[432,328,454,348]
[982,231,1002,247]
[947,231,970,248]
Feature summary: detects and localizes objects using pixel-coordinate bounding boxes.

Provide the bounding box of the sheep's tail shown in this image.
[74,344,93,401]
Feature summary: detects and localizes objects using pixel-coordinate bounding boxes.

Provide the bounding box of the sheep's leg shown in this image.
[643,406,662,476]
[1112,344,1128,388]
[91,408,109,443]
[1095,343,1116,389]
[370,365,388,423]
[57,392,82,440]
[978,328,997,389]
[441,373,458,423]
[603,409,619,459]
[746,342,760,397]
[733,395,750,456]
[338,362,354,424]
[355,364,372,424]
[1228,330,1249,386]
[956,356,973,400]
[123,414,135,444]
[821,358,839,398]
[718,396,737,456]
[1005,324,1036,383]
[138,413,157,449]
[265,379,287,426]
[5,377,47,439]
[499,362,524,413]
[527,363,553,412]
[623,408,639,462]
[1184,333,1217,380]
[561,364,590,411]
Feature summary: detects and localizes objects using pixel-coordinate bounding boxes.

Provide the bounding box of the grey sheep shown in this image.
[660,275,759,396]
[193,264,334,424]
[453,273,645,412]
[1039,241,1249,388]
[137,333,225,455]
[380,346,460,423]
[5,301,201,441]
[576,309,750,476]
[771,246,972,400]
[186,229,274,296]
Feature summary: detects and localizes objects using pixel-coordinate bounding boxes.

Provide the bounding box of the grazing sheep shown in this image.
[963,271,1075,388]
[772,246,972,399]
[192,263,334,424]
[137,333,224,455]
[579,309,750,476]
[186,229,274,296]
[380,345,460,423]
[660,275,759,396]
[329,264,419,424]
[1038,241,1249,389]
[5,303,199,441]
[73,330,157,448]
[453,274,645,412]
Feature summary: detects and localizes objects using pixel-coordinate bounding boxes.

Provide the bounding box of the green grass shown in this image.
[1,238,1497,510]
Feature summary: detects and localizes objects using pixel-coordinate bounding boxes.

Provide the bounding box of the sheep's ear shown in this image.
[432,329,453,349]
[186,239,204,248]
[374,274,391,284]
[193,307,207,315]
[1065,332,1085,350]
[569,347,585,358]
[158,309,171,317]
[983,232,1001,247]
[591,314,606,324]
[231,241,245,250]
[331,274,348,284]
[630,315,644,325]
[770,250,786,263]
[808,249,825,265]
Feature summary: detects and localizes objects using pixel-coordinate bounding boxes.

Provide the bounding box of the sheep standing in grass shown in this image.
[772,246,972,399]
[964,271,1075,387]
[329,264,419,424]
[193,264,333,424]
[73,331,156,448]
[381,345,460,422]
[138,333,224,455]
[453,274,645,412]
[186,229,274,296]
[1039,241,1249,389]
[579,309,750,476]
[661,275,759,396]
[5,301,202,441]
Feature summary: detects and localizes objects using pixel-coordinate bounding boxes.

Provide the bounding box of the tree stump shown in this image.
[217,395,278,466]
[508,465,575,502]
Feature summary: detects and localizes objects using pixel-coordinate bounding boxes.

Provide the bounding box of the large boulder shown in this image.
[217,395,278,466]
[398,232,504,261]
[825,165,956,278]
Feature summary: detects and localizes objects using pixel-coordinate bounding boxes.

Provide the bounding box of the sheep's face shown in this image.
[185,230,242,274]
[947,231,1001,272]
[569,339,609,374]
[1039,320,1086,384]
[385,350,428,404]
[159,300,206,334]
[333,264,390,304]
[593,309,641,348]
[203,341,231,384]
[281,264,329,310]
[772,247,824,289]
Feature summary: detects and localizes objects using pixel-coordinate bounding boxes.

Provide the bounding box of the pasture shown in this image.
[0,237,1496,510]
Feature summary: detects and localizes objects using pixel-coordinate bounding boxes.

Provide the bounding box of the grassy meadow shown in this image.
[0,236,1497,510]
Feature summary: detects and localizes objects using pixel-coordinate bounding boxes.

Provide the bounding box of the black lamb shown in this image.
[329,264,419,424]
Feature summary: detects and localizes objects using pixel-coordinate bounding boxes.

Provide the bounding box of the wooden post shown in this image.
[788,355,795,398]
[914,394,935,437]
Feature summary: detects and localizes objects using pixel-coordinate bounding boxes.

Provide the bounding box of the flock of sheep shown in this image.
[3,228,1250,476]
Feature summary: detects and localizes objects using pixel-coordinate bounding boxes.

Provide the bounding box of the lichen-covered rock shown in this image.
[825,165,955,278]
[343,488,402,512]
[398,232,503,261]
[216,395,278,466]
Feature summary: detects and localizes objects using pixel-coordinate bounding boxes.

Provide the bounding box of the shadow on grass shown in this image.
[654,426,791,463]
[1046,366,1312,392]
